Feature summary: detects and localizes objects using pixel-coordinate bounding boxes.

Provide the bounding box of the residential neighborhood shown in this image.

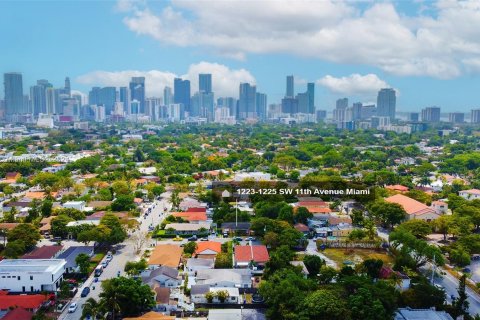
[0,122,480,320]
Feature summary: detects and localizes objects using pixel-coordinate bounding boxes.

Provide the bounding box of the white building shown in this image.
[63,201,86,211]
[459,189,480,200]
[233,172,271,182]
[191,287,241,304]
[0,259,66,293]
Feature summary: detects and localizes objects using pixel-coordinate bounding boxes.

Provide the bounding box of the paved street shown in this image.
[379,228,480,316]
[426,264,480,316]
[59,195,171,320]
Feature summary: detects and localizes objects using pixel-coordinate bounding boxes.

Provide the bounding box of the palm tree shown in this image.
[81,298,100,320]
[99,281,122,319]
[170,190,180,211]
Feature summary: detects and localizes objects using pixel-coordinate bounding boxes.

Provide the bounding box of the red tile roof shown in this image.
[2,308,33,320]
[0,223,20,230]
[306,207,332,213]
[298,201,328,207]
[385,194,436,216]
[234,245,269,263]
[195,241,222,256]
[172,212,207,222]
[21,245,63,259]
[0,292,47,310]
[186,207,207,213]
[385,185,409,192]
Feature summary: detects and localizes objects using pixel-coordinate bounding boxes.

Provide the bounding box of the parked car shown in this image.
[246,237,256,241]
[69,287,78,297]
[106,254,113,262]
[81,287,90,297]
[252,294,265,303]
[234,237,243,241]
[199,237,208,241]
[462,267,471,273]
[188,236,197,242]
[173,237,183,241]
[68,302,78,313]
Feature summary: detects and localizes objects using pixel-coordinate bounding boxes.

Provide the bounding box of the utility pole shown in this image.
[235,198,238,227]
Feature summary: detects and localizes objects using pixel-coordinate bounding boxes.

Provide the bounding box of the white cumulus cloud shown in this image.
[75,62,255,98]
[317,74,392,97]
[117,0,480,79]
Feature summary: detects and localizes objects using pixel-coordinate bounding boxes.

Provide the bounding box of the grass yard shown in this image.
[322,248,394,268]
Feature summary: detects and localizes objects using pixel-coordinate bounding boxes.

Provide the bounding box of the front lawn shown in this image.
[322,248,393,268]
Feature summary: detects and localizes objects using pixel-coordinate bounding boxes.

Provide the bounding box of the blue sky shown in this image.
[1,0,480,112]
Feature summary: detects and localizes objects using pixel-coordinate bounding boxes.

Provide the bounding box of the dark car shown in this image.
[252,293,265,303]
[80,287,90,297]
[462,267,471,273]
[187,236,197,241]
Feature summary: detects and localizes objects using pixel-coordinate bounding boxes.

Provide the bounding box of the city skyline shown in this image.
[2,1,480,111]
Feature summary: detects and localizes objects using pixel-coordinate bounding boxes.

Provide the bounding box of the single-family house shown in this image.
[385,185,409,193]
[459,189,480,200]
[191,286,241,304]
[385,194,440,222]
[294,223,310,235]
[172,211,207,224]
[21,246,63,259]
[56,246,94,273]
[63,201,86,211]
[221,222,251,236]
[195,269,252,288]
[123,311,175,320]
[431,201,448,215]
[0,223,20,231]
[141,266,181,288]
[151,286,176,313]
[185,258,215,274]
[3,172,21,184]
[0,291,48,313]
[39,217,54,235]
[164,223,211,235]
[194,241,221,259]
[234,245,269,268]
[148,245,183,269]
[2,307,33,320]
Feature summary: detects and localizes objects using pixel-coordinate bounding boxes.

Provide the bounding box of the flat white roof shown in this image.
[66,220,100,227]
[64,201,85,205]
[0,259,66,273]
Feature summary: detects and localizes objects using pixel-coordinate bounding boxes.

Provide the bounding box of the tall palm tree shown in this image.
[81,298,100,320]
[99,281,123,319]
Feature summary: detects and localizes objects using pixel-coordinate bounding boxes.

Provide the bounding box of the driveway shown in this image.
[305,239,337,268]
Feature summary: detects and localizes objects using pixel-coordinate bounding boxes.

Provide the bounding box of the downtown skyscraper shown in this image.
[199,74,212,94]
[174,78,191,112]
[129,77,145,113]
[3,72,25,115]
[376,88,396,121]
[30,79,52,115]
[286,75,294,97]
[238,83,256,120]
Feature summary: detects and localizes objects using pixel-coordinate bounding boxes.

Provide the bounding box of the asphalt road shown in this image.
[379,227,480,316]
[59,195,171,320]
